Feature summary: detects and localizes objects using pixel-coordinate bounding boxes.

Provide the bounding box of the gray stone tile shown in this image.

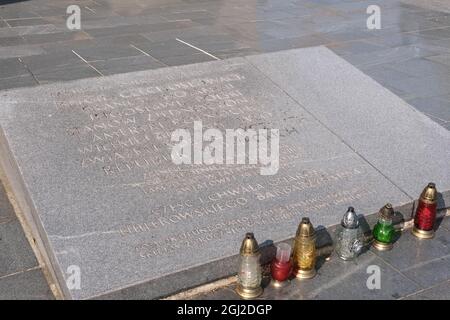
[20,51,86,74]
[340,45,437,68]
[413,27,450,40]
[214,48,261,60]
[86,21,196,38]
[141,26,229,43]
[6,18,47,27]
[381,74,450,99]
[0,220,38,277]
[161,10,214,22]
[0,269,53,300]
[440,216,450,230]
[399,20,446,34]
[0,45,46,59]
[197,41,253,54]
[73,44,144,62]
[88,34,151,47]
[0,8,39,20]
[275,252,420,300]
[402,255,450,289]
[327,40,387,56]
[0,20,7,28]
[90,56,165,75]
[23,31,92,45]
[131,40,201,59]
[0,74,37,90]
[404,281,450,300]
[158,53,216,66]
[371,33,424,48]
[320,28,375,43]
[0,36,26,47]
[247,39,294,53]
[361,64,413,87]
[32,65,100,83]
[387,58,450,78]
[283,35,328,49]
[193,287,239,300]
[0,58,29,79]
[0,25,61,38]
[371,227,450,272]
[79,14,167,30]
[426,53,450,67]
[407,96,450,123]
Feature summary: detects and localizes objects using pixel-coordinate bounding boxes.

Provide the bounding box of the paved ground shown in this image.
[0,0,450,299]
[0,175,54,299]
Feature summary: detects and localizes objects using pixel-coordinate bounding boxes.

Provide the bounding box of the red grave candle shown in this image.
[270,243,292,283]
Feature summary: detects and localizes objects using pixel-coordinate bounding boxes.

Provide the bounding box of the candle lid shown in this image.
[420,182,437,203]
[239,233,259,256]
[342,207,359,229]
[275,243,291,263]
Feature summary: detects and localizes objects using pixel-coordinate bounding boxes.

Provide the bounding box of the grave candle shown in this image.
[335,207,364,260]
[372,203,396,251]
[292,217,317,279]
[236,233,263,299]
[412,183,437,239]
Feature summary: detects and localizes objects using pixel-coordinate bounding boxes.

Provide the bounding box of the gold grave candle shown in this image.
[292,217,317,279]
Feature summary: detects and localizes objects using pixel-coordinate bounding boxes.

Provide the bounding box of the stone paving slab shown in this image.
[404,281,450,300]
[1,46,449,299]
[0,220,38,278]
[0,268,54,300]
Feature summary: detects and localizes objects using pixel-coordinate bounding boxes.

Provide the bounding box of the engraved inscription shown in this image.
[53,65,379,260]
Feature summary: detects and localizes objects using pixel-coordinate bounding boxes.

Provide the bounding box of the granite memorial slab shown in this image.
[0,46,449,299]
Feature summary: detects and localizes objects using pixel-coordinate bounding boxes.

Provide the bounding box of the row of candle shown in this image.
[236,182,439,299]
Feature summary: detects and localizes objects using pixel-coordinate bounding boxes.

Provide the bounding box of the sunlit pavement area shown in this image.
[0,0,450,299]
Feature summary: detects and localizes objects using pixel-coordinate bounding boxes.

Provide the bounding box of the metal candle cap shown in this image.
[379,203,394,219]
[239,233,259,256]
[295,217,315,238]
[420,182,437,204]
[342,207,359,229]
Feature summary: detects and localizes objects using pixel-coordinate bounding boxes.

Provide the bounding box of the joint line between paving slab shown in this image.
[84,6,96,14]
[129,44,168,66]
[245,58,414,201]
[400,279,450,300]
[0,265,41,281]
[17,57,40,85]
[175,38,221,60]
[71,50,105,77]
